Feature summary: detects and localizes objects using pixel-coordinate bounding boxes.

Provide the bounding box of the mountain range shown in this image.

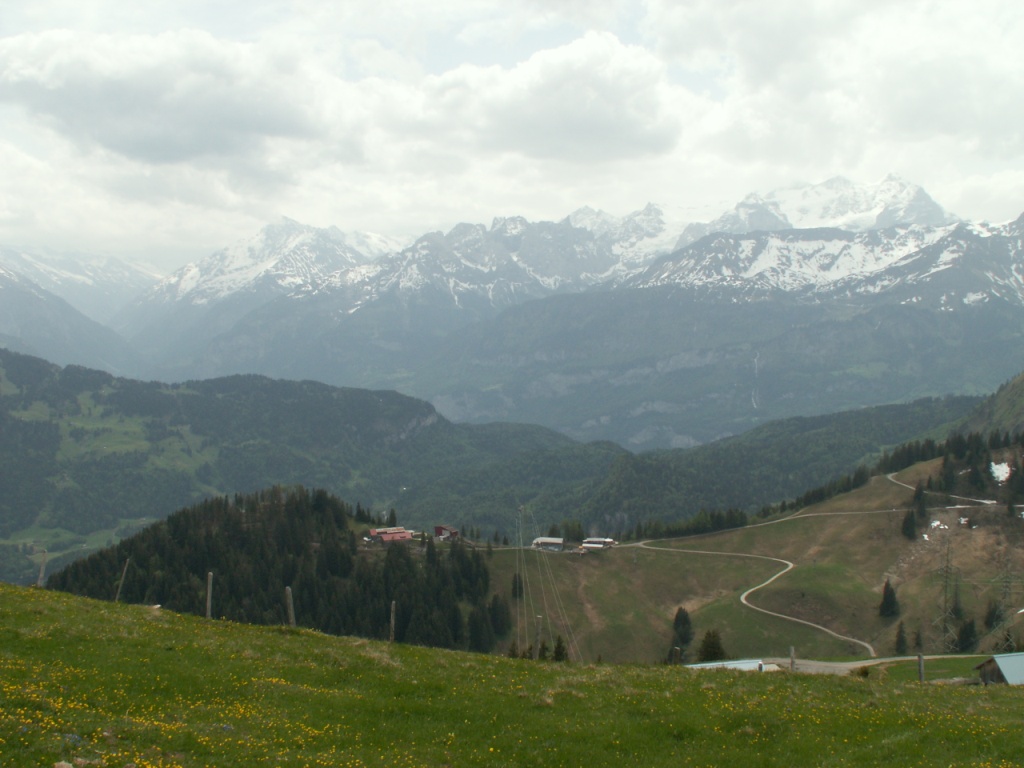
[2,175,1022,449]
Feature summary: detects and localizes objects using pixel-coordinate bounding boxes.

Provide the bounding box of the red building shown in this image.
[434,525,459,540]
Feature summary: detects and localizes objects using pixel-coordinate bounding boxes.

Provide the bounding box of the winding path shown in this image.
[620,473,1004,661]
[637,541,877,657]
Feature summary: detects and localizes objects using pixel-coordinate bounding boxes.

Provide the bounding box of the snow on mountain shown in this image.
[763,174,954,230]
[0,262,44,297]
[632,225,934,294]
[342,216,619,314]
[627,218,1024,307]
[565,176,950,272]
[0,248,162,323]
[111,175,1019,347]
[673,175,956,250]
[147,217,387,306]
[118,175,968,321]
[329,227,407,261]
[0,263,141,372]
[567,206,620,234]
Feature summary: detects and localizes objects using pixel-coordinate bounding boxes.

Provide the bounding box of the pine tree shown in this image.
[667,606,694,661]
[895,621,908,655]
[956,619,977,653]
[511,572,523,600]
[488,593,512,637]
[879,578,900,618]
[984,599,1004,630]
[696,629,728,662]
[673,607,694,646]
[901,510,917,540]
[553,635,568,662]
[537,639,550,661]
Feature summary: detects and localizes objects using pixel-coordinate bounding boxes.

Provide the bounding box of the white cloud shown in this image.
[390,32,686,163]
[0,0,1021,267]
[0,30,330,165]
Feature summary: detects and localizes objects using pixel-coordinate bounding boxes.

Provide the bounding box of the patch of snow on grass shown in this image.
[991,462,1010,484]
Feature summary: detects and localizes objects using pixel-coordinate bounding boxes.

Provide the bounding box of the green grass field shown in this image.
[2,582,1020,768]
[482,467,1024,665]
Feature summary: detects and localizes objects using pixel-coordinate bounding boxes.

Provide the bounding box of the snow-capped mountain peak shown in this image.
[761,174,954,231]
[567,206,620,235]
[674,175,957,250]
[151,218,398,306]
[0,247,163,323]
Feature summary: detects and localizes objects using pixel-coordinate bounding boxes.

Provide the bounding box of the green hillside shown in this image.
[48,486,511,654]
[493,445,1024,665]
[45,426,1024,668]
[4,581,1020,768]
[568,394,977,533]
[0,348,621,583]
[960,369,1024,436]
[0,347,983,585]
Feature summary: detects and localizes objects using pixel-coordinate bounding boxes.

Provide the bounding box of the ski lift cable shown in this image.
[533,536,582,662]
[524,506,581,662]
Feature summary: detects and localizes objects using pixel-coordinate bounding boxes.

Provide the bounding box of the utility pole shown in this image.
[206,571,213,619]
[935,540,960,653]
[114,558,130,602]
[35,549,48,588]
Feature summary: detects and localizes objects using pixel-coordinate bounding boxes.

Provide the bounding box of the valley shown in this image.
[3,177,1022,450]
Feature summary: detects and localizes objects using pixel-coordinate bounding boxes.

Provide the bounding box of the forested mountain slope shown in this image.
[48,487,511,653]
[0,346,991,586]
[0,348,620,582]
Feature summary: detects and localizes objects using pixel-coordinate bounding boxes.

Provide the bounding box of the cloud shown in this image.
[400,31,686,163]
[640,0,1024,204]
[0,29,331,165]
[0,1,1022,267]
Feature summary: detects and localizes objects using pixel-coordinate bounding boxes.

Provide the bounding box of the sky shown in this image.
[0,0,1022,272]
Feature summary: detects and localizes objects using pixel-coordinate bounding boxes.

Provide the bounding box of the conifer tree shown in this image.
[537,639,550,661]
[895,621,908,655]
[901,510,917,540]
[696,629,728,662]
[667,606,694,661]
[511,572,524,599]
[879,578,900,618]
[956,619,977,653]
[553,635,568,662]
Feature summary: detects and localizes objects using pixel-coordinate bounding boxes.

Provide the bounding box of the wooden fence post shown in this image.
[285,586,296,627]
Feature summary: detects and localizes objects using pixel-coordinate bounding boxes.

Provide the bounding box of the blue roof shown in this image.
[976,652,1024,684]
[687,659,767,671]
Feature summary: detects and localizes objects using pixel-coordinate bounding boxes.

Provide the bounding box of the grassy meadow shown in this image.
[2,581,1020,768]
[488,467,1024,664]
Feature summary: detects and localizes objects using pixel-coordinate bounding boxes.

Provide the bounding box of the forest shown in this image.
[47,487,512,653]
